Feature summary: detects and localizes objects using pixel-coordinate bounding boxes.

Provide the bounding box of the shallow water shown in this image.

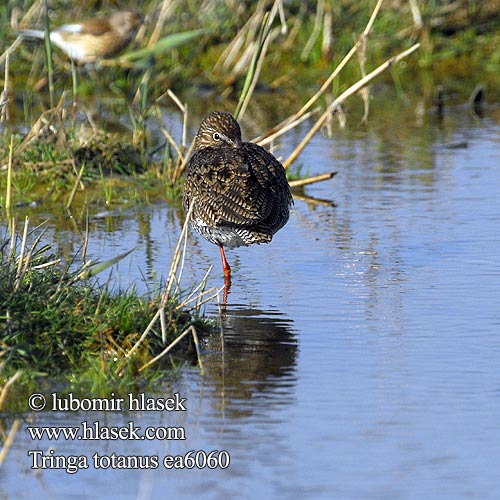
[2,97,500,499]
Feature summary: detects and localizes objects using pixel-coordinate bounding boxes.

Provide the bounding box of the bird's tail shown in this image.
[17,29,46,40]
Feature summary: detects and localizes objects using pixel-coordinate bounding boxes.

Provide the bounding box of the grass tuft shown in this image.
[0,217,213,411]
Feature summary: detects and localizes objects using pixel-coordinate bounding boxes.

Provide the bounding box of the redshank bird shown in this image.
[183,111,293,287]
[17,11,142,64]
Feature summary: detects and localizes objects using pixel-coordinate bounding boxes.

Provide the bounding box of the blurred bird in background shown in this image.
[17,10,142,63]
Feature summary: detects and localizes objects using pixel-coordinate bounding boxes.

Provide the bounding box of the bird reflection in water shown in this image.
[202,307,298,419]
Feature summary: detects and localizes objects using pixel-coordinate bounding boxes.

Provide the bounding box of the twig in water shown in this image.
[292,193,336,208]
[288,172,337,188]
[138,325,203,374]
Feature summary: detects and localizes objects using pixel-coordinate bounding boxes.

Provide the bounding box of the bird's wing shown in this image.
[184,145,289,228]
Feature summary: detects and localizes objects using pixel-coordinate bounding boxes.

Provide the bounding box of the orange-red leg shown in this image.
[218,245,231,310]
[219,244,231,282]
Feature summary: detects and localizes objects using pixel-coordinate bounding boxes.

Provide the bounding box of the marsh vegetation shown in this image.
[0,0,499,408]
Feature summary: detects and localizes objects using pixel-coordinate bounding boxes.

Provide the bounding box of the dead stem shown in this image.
[0,419,21,468]
[116,197,208,374]
[166,89,188,148]
[13,217,30,292]
[5,137,14,217]
[289,172,337,188]
[1,51,10,123]
[175,286,220,313]
[283,42,421,170]
[17,224,49,291]
[175,265,213,310]
[154,90,190,186]
[214,0,267,73]
[254,109,317,146]
[163,196,196,302]
[138,325,203,374]
[256,0,386,144]
[66,164,85,211]
[171,139,195,186]
[147,0,180,48]
[301,0,324,61]
[0,36,23,67]
[0,371,22,411]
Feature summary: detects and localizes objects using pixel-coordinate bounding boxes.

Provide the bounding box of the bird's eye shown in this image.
[213,132,221,141]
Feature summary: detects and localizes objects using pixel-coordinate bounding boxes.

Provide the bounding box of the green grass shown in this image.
[0,221,209,412]
[1,0,499,412]
[2,1,499,105]
[0,125,182,212]
[1,0,498,204]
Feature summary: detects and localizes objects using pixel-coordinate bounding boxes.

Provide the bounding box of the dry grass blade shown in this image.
[0,419,21,468]
[16,224,49,291]
[5,137,14,217]
[147,0,180,48]
[13,217,30,292]
[160,124,184,160]
[31,259,61,270]
[160,307,167,344]
[1,52,10,123]
[17,0,43,29]
[116,199,205,374]
[301,0,324,60]
[166,89,188,148]
[163,197,196,302]
[283,42,421,170]
[114,309,161,374]
[154,90,191,186]
[171,139,195,186]
[0,371,22,411]
[189,326,203,374]
[254,109,317,146]
[175,265,213,310]
[214,0,267,72]
[0,36,23,67]
[138,325,203,373]
[357,33,370,123]
[258,0,385,141]
[66,164,85,211]
[234,0,284,119]
[175,286,220,313]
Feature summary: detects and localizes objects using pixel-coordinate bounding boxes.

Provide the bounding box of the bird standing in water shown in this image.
[17,11,142,63]
[183,111,293,291]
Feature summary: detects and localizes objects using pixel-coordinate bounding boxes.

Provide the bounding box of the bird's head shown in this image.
[193,111,242,151]
[109,11,143,38]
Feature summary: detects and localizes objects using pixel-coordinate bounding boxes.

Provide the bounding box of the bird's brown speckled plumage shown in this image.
[183,111,292,275]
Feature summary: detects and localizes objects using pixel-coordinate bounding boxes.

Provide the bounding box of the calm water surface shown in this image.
[2,100,500,499]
